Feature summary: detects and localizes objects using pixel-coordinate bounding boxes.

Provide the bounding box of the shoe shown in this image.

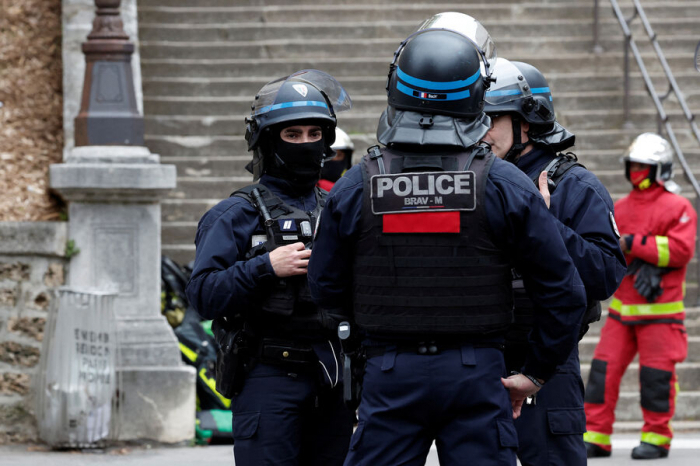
[586,441,612,458]
[631,442,669,459]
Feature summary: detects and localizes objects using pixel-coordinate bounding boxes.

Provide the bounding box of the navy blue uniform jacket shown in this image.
[308,152,587,381]
[186,175,317,321]
[515,147,626,302]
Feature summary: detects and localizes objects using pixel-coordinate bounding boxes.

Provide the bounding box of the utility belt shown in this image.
[364,340,505,359]
[254,337,317,367]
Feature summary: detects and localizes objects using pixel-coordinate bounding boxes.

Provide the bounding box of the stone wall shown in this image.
[0,222,67,443]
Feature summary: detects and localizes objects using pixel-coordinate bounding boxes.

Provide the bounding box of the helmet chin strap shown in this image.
[503,117,528,163]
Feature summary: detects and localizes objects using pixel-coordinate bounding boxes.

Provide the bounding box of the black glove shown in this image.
[627,259,667,302]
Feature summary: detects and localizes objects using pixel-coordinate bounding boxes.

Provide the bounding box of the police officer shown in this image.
[185,70,355,466]
[307,13,588,466]
[482,58,627,465]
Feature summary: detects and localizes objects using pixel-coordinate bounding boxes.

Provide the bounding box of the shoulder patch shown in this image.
[609,212,621,238]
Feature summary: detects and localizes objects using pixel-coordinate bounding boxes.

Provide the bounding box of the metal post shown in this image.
[623,35,631,126]
[592,0,604,54]
[74,0,144,146]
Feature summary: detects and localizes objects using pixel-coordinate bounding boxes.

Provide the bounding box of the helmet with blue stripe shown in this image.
[386,13,495,119]
[484,59,575,154]
[245,70,352,179]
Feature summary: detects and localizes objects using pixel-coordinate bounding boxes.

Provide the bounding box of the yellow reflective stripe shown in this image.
[198,367,231,409]
[179,343,198,363]
[610,298,684,316]
[584,431,611,445]
[656,236,670,267]
[641,431,671,446]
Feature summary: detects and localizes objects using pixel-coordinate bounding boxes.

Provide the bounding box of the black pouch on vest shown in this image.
[213,317,250,398]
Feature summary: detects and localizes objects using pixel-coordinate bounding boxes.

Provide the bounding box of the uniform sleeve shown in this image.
[487,163,587,381]
[185,202,276,320]
[627,198,697,268]
[308,167,364,311]
[551,174,626,300]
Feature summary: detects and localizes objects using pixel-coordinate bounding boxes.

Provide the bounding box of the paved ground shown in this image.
[3,434,700,465]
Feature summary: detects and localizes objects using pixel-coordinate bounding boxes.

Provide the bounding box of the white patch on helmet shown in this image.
[293,84,308,97]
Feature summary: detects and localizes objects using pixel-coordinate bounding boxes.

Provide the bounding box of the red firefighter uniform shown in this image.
[584,182,696,453]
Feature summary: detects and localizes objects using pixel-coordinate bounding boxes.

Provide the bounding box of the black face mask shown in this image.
[321,159,347,183]
[267,139,325,194]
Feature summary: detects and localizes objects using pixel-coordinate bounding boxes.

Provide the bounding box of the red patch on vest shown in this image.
[382,212,460,233]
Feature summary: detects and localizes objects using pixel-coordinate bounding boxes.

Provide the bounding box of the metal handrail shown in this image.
[593,0,700,304]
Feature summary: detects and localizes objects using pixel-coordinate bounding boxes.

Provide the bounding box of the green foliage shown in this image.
[64,239,80,259]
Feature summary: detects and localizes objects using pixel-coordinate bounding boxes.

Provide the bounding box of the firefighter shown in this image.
[584,133,696,459]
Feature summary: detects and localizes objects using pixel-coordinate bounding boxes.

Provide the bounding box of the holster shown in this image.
[212,317,250,398]
[343,348,366,411]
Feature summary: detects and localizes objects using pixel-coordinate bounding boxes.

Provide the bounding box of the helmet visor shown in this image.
[484,58,535,107]
[416,12,496,75]
[251,69,352,117]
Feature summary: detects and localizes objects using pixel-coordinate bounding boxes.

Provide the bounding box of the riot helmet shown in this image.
[622,133,679,193]
[245,70,352,180]
[484,59,575,161]
[379,13,495,148]
[321,128,355,183]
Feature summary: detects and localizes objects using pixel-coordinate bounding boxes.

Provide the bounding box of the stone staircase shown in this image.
[137,0,700,430]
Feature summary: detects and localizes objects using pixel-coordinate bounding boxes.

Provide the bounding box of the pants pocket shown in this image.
[349,421,365,451]
[497,418,519,448]
[547,408,586,435]
[232,411,260,440]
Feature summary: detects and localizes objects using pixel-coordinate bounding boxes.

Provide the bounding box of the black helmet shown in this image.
[245,70,352,180]
[386,13,495,119]
[484,59,574,158]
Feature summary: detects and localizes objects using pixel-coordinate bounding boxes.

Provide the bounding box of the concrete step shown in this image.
[139,53,698,79]
[580,336,700,364]
[611,420,700,433]
[586,308,700,336]
[140,0,603,6]
[144,108,700,138]
[140,35,699,61]
[141,71,700,98]
[597,391,700,421]
[142,90,700,116]
[162,221,199,245]
[594,168,700,193]
[162,199,218,223]
[137,18,700,43]
[580,361,700,391]
[167,176,252,200]
[136,3,699,26]
[148,131,700,164]
[162,244,196,266]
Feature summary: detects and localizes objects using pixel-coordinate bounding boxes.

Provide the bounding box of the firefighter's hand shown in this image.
[270,242,312,277]
[538,171,550,209]
[501,374,542,419]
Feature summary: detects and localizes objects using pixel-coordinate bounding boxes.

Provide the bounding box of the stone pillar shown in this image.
[50,0,195,444]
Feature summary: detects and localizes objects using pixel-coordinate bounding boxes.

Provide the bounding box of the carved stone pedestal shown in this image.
[50,146,195,443]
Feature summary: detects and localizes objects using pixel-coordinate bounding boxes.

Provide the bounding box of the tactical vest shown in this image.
[232,184,326,335]
[352,146,514,335]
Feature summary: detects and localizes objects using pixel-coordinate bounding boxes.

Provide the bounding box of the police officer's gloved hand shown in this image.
[632,261,666,303]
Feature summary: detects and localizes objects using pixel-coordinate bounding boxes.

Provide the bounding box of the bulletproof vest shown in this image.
[232,184,326,335]
[352,145,514,335]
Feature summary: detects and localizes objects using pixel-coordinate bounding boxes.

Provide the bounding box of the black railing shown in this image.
[593,0,700,304]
